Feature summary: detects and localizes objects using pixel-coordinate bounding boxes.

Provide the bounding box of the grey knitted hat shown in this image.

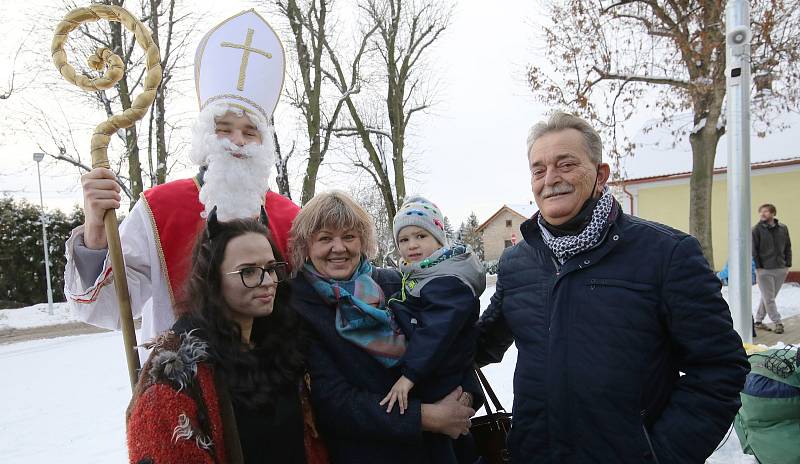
[393,195,447,247]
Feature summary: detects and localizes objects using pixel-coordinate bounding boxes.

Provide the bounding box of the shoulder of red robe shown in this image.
[265,190,300,263]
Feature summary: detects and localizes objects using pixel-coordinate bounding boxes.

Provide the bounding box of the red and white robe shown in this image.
[63,177,299,355]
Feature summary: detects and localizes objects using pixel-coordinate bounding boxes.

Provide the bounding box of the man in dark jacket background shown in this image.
[752,203,792,334]
[476,111,749,463]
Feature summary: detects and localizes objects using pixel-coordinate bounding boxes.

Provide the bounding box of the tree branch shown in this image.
[592,65,690,88]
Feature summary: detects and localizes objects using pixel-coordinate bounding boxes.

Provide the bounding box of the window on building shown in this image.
[505,220,512,227]
[504,240,513,248]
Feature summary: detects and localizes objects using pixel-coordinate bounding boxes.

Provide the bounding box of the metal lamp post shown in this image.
[725,0,753,343]
[33,152,54,316]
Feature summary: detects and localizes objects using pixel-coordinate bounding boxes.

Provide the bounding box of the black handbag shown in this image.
[470,368,512,464]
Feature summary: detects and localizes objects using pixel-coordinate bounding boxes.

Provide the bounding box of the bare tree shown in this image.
[28,102,135,200]
[326,0,450,225]
[147,0,192,186]
[25,0,195,207]
[0,42,26,101]
[349,180,396,265]
[274,0,348,205]
[528,0,800,266]
[272,123,296,199]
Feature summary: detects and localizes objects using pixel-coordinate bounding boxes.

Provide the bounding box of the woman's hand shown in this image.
[421,387,475,439]
[380,375,414,414]
[458,391,473,408]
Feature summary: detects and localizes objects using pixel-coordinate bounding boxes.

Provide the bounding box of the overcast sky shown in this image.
[1,0,797,227]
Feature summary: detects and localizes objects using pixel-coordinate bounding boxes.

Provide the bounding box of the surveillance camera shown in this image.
[728,25,751,46]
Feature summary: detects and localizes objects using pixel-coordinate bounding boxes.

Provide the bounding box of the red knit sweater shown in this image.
[126,332,328,464]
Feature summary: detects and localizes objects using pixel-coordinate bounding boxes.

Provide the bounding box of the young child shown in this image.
[380,196,486,418]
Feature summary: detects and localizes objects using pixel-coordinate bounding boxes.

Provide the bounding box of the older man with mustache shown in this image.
[475,111,749,463]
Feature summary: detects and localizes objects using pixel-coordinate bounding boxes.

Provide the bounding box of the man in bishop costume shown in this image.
[63,10,298,354]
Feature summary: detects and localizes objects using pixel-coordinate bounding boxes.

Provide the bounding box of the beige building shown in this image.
[477,203,538,262]
[611,157,799,281]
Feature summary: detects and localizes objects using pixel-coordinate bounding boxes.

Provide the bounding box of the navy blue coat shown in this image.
[390,276,480,403]
[290,267,482,464]
[476,206,749,464]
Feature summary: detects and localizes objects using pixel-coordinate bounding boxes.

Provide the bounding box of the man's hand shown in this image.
[380,375,414,414]
[81,168,121,249]
[458,390,474,408]
[421,387,475,439]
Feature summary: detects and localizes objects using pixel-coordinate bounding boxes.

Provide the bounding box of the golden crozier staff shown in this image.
[51,4,162,390]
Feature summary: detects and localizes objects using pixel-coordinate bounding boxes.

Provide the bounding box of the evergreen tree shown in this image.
[443,216,455,242]
[459,212,485,261]
[0,197,83,307]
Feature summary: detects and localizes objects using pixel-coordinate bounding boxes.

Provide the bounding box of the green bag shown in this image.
[734,348,800,464]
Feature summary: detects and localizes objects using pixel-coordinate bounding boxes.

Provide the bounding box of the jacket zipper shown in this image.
[641,410,661,464]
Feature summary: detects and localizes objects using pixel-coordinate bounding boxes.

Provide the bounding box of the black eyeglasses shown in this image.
[225,262,289,288]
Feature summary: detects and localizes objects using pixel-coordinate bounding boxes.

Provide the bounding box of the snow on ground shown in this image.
[1,282,796,463]
[0,302,73,330]
[0,332,132,464]
[0,329,755,463]
[723,282,800,321]
[1,283,797,332]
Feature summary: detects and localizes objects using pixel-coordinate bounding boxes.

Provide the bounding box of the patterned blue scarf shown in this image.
[302,259,407,367]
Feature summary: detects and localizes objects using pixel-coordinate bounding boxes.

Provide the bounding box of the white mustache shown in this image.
[542,183,575,199]
[218,137,261,159]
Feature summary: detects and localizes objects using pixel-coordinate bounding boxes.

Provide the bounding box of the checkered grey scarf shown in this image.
[537,188,614,264]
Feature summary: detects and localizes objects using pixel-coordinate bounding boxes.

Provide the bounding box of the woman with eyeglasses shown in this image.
[126,209,328,464]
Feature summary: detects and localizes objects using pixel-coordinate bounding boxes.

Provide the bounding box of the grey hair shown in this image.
[526,111,603,165]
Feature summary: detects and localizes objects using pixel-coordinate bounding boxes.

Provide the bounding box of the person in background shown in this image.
[752,203,792,334]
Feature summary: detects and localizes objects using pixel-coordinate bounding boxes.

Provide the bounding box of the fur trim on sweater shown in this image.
[127,330,224,463]
[146,330,208,391]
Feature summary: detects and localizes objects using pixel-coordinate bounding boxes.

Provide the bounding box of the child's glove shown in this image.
[380,375,415,414]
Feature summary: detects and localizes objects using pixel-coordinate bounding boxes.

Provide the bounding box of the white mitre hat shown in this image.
[194,9,285,123]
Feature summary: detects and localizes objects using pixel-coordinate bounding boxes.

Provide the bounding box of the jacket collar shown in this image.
[521,199,626,272]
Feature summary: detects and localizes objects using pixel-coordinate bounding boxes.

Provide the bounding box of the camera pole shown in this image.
[725,0,752,343]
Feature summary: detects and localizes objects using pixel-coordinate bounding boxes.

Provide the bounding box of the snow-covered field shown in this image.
[0,332,132,463]
[723,282,800,321]
[1,283,797,463]
[0,302,73,330]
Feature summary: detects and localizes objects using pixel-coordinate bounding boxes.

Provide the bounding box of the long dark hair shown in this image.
[180,217,306,411]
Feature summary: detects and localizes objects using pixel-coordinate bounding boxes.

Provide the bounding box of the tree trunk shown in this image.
[301,134,321,205]
[110,20,143,205]
[688,127,721,268]
[273,125,292,199]
[286,0,327,206]
[150,0,170,185]
[379,180,397,226]
[392,135,406,205]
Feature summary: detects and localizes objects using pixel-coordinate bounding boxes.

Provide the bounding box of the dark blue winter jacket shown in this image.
[390,275,480,403]
[290,267,483,464]
[476,204,750,464]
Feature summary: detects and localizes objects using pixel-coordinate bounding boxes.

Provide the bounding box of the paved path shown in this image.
[0,322,110,344]
[753,315,800,347]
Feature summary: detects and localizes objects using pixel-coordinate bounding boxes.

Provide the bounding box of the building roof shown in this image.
[609,156,800,186]
[507,203,538,219]
[476,203,538,232]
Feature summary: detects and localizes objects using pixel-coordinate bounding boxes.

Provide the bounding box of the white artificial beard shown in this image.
[197,134,275,221]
